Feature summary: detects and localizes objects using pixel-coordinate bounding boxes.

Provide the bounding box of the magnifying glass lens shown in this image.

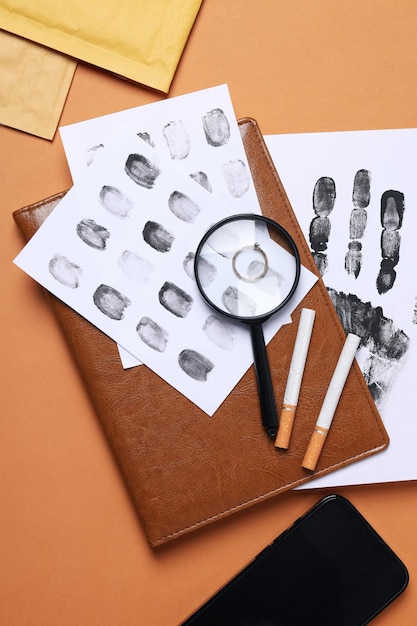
[194,214,300,321]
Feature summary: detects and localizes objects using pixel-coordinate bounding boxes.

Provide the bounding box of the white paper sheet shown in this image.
[14,131,317,416]
[60,85,263,368]
[266,129,417,486]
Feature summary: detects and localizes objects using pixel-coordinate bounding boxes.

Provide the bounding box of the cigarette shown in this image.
[275,308,315,449]
[302,333,361,471]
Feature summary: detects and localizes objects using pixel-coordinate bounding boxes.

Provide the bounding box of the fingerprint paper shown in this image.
[266,128,417,486]
[14,123,317,416]
[60,85,266,368]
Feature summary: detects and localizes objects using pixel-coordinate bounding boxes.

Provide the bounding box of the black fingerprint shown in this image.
[48,254,82,289]
[377,258,397,293]
[381,191,405,229]
[178,349,214,382]
[383,230,401,265]
[222,286,256,317]
[376,190,405,294]
[352,169,371,210]
[203,315,234,350]
[189,171,212,193]
[76,219,110,250]
[196,255,217,288]
[349,208,368,239]
[182,252,195,280]
[309,216,331,252]
[86,143,104,167]
[202,108,230,147]
[222,159,250,198]
[313,177,336,217]
[118,250,154,284]
[162,120,190,159]
[142,221,174,253]
[124,153,161,189]
[168,191,200,223]
[328,287,409,402]
[310,177,336,275]
[136,317,168,352]
[345,170,371,278]
[310,251,328,275]
[93,284,131,320]
[344,240,362,278]
[99,185,133,219]
[159,282,193,318]
[137,131,155,147]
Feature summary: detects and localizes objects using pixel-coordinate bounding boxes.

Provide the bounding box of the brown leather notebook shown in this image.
[13,118,388,547]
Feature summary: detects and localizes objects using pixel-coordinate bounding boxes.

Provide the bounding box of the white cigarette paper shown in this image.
[275,308,315,449]
[302,333,361,470]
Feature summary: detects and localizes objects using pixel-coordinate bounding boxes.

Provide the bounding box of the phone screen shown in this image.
[182,495,408,626]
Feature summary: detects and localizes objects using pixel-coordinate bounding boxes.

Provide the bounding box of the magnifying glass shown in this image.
[194,214,301,439]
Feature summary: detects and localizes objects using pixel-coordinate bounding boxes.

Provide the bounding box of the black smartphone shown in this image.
[181,495,408,626]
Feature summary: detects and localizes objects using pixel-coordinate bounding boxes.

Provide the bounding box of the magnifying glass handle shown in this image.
[250,323,279,439]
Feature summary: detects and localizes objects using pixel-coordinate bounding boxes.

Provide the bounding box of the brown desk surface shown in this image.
[1,2,416,623]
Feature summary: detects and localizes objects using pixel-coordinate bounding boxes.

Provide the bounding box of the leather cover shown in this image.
[13,118,389,547]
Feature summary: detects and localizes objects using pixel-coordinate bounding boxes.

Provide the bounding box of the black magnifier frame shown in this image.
[194,214,301,439]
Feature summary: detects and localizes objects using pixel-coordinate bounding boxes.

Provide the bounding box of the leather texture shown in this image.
[13,118,389,547]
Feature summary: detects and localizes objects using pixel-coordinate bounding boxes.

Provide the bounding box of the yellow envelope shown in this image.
[0,0,202,93]
[0,30,76,140]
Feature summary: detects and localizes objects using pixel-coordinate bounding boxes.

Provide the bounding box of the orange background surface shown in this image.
[1,1,417,623]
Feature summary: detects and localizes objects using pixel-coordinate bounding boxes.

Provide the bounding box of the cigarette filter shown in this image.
[302,333,361,471]
[275,308,315,449]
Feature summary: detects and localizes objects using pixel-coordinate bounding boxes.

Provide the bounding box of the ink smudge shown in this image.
[178,349,214,382]
[118,250,154,284]
[345,170,371,278]
[327,287,409,405]
[137,131,155,148]
[142,221,174,253]
[203,315,234,351]
[168,191,200,223]
[48,254,82,289]
[136,316,168,352]
[222,286,257,317]
[93,284,131,320]
[124,153,161,189]
[202,108,230,147]
[310,176,336,275]
[376,190,405,294]
[222,159,250,198]
[413,297,417,324]
[99,185,134,219]
[189,171,212,193]
[162,120,190,159]
[76,219,110,250]
[159,281,193,318]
